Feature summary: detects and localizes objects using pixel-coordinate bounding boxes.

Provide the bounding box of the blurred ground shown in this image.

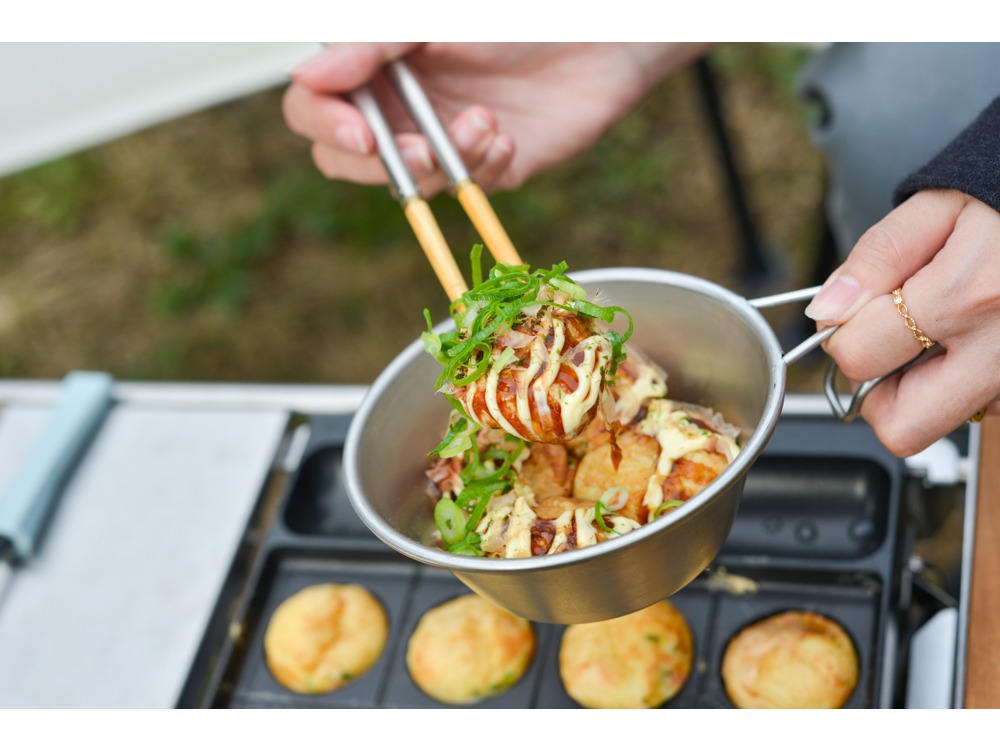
[0,43,830,391]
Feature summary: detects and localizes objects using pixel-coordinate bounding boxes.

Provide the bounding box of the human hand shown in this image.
[283,42,708,196]
[805,189,1000,457]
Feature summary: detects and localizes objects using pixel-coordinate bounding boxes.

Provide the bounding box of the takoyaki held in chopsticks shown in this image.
[421,248,632,445]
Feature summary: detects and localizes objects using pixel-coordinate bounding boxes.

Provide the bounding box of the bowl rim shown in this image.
[344,266,787,574]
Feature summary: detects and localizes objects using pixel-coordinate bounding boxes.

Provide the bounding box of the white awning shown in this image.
[0,42,317,177]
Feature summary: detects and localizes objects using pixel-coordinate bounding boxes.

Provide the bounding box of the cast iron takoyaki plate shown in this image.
[179,413,905,709]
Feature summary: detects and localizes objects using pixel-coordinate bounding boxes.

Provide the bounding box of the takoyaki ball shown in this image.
[661,450,729,502]
[406,594,536,705]
[263,583,389,694]
[559,600,694,709]
[572,429,659,522]
[721,610,859,709]
[450,308,612,445]
[517,442,576,500]
[532,495,595,520]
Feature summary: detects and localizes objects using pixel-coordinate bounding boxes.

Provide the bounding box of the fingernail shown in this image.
[290,54,326,80]
[484,134,514,167]
[401,142,435,174]
[804,275,861,322]
[493,134,513,155]
[334,124,369,155]
[453,110,493,151]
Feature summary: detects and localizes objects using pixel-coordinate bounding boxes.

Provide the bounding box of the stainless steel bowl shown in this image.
[344,268,810,624]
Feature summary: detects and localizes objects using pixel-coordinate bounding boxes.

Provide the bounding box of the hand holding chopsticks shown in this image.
[349,61,523,302]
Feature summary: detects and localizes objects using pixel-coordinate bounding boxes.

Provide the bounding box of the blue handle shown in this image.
[0,371,114,560]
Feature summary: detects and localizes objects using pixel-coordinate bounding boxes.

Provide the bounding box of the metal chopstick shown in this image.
[384,60,523,267]
[349,83,469,302]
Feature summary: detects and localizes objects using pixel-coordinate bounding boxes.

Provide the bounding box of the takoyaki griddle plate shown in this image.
[179,413,905,709]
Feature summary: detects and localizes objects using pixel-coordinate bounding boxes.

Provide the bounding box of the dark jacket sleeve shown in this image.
[893,95,1000,212]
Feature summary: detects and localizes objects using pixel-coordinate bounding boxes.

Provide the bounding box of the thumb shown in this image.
[804,190,967,325]
[291,42,423,93]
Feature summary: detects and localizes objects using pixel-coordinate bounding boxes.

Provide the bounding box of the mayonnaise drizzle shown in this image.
[460,310,612,442]
[558,336,611,437]
[503,495,536,558]
[637,399,743,512]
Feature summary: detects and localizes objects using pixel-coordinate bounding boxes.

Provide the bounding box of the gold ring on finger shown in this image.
[891,287,935,349]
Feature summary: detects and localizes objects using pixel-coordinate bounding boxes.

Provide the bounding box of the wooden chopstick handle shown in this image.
[455,180,524,266]
[403,196,469,302]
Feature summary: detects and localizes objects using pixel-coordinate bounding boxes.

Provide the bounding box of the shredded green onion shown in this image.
[653,499,686,519]
[491,346,518,373]
[420,310,445,364]
[448,532,483,556]
[429,414,478,459]
[470,243,485,288]
[548,276,587,299]
[435,497,467,547]
[429,408,525,556]
[421,246,632,394]
[598,486,630,510]
[593,501,621,535]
